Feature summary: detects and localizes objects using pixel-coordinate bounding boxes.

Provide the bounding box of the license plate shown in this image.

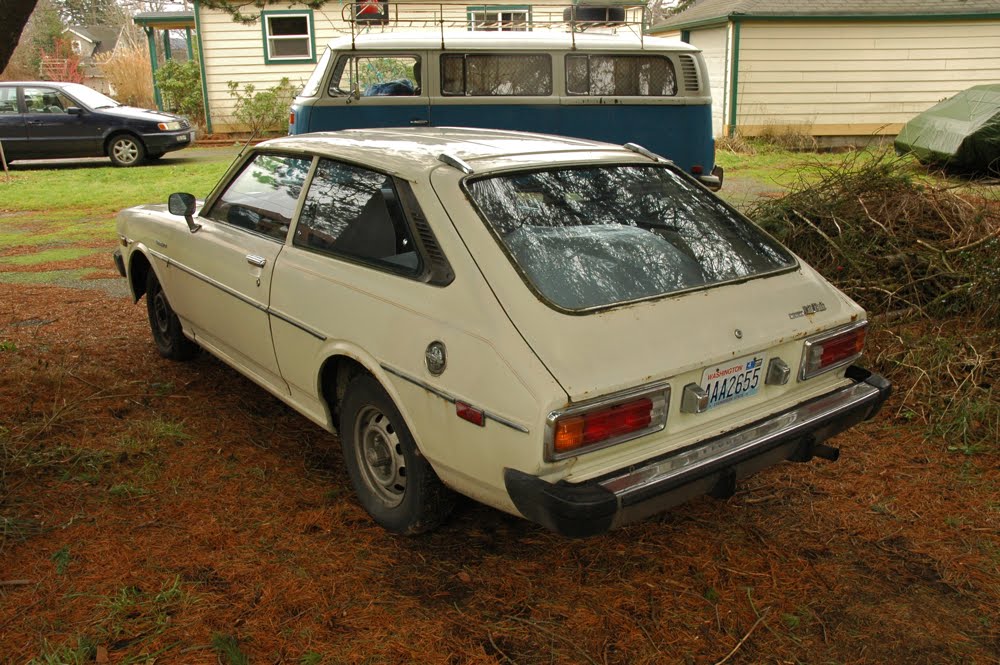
[701,353,767,410]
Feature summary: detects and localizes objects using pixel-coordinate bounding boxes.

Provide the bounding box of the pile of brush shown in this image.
[748,152,1000,325]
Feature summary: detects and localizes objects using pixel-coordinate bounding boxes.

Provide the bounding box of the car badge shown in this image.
[788,302,828,319]
[425,341,446,376]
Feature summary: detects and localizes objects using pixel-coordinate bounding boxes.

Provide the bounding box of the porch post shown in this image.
[185,28,194,59]
[145,26,163,110]
[162,29,173,60]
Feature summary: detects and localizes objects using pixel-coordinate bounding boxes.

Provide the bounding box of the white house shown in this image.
[649,0,1000,140]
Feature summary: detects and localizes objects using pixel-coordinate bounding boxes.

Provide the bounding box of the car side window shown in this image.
[207,153,311,242]
[0,88,18,114]
[294,159,422,275]
[23,87,74,114]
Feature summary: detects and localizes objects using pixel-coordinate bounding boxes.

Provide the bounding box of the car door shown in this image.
[163,152,314,393]
[22,86,102,158]
[0,86,27,160]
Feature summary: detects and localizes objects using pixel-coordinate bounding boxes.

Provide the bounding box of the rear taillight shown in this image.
[800,321,867,380]
[546,383,669,461]
[289,110,296,127]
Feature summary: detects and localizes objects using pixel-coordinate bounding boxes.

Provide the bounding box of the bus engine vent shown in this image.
[678,55,700,92]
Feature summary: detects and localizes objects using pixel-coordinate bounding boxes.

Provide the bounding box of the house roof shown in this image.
[653,0,1000,31]
[64,25,120,54]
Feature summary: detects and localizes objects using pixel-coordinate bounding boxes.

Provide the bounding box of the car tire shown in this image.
[145,269,198,361]
[340,375,455,534]
[108,134,146,167]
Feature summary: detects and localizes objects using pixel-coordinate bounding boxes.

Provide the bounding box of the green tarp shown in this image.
[894,84,1000,172]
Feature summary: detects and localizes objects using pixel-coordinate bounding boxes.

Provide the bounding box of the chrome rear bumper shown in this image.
[504,366,890,537]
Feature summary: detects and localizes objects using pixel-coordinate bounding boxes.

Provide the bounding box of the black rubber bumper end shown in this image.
[112,249,126,277]
[504,468,617,538]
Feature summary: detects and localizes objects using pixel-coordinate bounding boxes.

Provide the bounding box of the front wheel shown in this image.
[340,375,454,534]
[145,269,198,361]
[108,134,146,167]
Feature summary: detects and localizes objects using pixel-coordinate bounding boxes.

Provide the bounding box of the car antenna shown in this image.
[235,127,261,161]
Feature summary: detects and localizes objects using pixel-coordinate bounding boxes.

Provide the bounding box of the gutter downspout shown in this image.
[727,17,741,138]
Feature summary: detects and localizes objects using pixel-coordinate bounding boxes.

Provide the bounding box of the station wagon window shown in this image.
[262,11,315,63]
[467,165,795,311]
[566,55,677,97]
[468,6,530,31]
[23,87,75,114]
[0,88,17,114]
[207,153,311,242]
[330,55,421,97]
[294,159,422,275]
[442,53,551,96]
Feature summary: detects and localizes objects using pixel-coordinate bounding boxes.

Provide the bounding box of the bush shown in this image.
[227,77,298,136]
[155,59,204,127]
[97,45,154,108]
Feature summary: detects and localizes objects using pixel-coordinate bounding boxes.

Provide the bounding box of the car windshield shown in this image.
[62,83,120,109]
[466,164,796,311]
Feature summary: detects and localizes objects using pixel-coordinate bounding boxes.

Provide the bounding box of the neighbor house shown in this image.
[191,0,640,132]
[650,0,1000,141]
[62,25,121,93]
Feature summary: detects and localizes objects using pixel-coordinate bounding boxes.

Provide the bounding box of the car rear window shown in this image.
[465,165,795,311]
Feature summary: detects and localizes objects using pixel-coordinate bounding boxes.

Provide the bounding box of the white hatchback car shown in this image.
[113,128,890,537]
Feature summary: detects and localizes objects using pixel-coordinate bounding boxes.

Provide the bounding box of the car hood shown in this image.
[98,106,185,123]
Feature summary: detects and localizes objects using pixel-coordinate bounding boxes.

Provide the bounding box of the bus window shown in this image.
[441,54,551,96]
[330,55,422,96]
[566,55,677,97]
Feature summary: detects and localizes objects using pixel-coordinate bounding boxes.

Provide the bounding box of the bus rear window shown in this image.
[566,55,677,97]
[441,54,552,96]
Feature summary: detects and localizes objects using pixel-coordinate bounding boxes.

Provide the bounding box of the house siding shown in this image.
[687,25,728,137]
[731,19,1000,136]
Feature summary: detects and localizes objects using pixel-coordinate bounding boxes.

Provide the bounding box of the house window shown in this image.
[262,11,315,63]
[468,6,529,31]
[442,53,551,96]
[566,55,677,97]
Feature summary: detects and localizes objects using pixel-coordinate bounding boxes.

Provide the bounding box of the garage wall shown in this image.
[733,19,1000,136]
[687,25,728,137]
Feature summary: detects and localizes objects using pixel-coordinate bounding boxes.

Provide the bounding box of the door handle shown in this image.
[410,119,429,126]
[26,120,44,125]
[246,254,267,268]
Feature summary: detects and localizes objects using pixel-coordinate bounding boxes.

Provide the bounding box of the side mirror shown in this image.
[66,106,83,115]
[168,192,201,233]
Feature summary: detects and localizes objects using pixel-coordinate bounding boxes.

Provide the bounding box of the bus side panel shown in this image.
[557,104,715,174]
[298,102,431,133]
[428,103,563,137]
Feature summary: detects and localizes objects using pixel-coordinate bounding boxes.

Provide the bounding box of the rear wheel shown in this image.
[145,269,198,361]
[108,134,146,167]
[340,375,454,534]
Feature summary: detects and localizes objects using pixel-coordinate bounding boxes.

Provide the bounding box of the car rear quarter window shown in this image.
[0,88,18,114]
[466,164,795,311]
[207,153,312,242]
[293,159,422,275]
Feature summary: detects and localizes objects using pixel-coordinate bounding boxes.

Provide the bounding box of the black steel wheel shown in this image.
[340,375,454,534]
[145,269,198,361]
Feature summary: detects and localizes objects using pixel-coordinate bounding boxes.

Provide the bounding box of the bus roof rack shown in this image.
[340,3,650,50]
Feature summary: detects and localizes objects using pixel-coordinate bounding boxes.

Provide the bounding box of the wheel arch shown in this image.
[104,130,146,156]
[127,248,154,303]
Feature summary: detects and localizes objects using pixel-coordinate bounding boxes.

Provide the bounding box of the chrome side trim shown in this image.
[269,308,327,341]
[381,363,529,434]
[599,381,881,499]
[148,249,266,312]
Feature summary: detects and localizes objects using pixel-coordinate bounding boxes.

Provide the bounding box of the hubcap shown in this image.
[354,406,406,507]
[153,289,171,335]
[114,140,138,164]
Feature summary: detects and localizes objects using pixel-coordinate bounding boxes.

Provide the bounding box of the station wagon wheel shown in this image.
[108,134,146,167]
[340,375,455,534]
[145,269,198,361]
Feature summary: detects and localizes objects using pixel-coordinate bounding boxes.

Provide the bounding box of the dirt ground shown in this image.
[1,275,997,662]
